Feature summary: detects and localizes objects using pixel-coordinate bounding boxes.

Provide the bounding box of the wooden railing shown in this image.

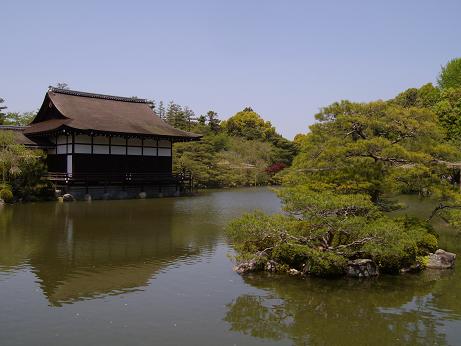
[45,171,192,187]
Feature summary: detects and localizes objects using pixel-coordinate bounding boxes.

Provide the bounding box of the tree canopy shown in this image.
[438,58,461,90]
[285,101,459,202]
[223,108,277,141]
[392,83,461,141]
[2,111,36,126]
[0,131,53,202]
[0,98,7,124]
[166,104,296,188]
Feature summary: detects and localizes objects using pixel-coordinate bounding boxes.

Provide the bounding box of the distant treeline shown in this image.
[148,101,297,187]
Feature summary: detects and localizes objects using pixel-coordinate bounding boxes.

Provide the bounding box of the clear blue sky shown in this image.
[1,0,460,139]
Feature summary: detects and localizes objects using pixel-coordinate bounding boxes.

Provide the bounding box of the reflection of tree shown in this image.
[225,295,290,341]
[0,206,34,270]
[225,273,455,345]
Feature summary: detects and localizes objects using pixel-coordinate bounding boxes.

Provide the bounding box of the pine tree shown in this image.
[0,98,6,124]
[147,99,156,115]
[165,101,188,129]
[183,106,195,131]
[55,82,69,90]
[198,115,206,126]
[157,101,166,120]
[206,110,221,133]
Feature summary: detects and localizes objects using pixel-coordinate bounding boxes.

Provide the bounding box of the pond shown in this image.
[0,188,460,345]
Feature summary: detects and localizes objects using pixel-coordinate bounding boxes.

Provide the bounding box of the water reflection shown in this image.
[1,189,460,345]
[225,271,459,345]
[0,197,219,306]
[0,188,281,308]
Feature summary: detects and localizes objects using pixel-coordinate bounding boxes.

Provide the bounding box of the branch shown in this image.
[346,151,409,165]
[430,159,461,169]
[427,203,461,222]
[256,247,274,256]
[332,236,381,253]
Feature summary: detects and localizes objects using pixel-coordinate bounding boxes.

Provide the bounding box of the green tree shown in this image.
[0,98,7,124]
[147,99,156,113]
[166,101,188,130]
[3,111,36,126]
[54,82,69,90]
[0,131,40,186]
[157,101,166,120]
[0,131,54,201]
[206,111,221,133]
[223,108,296,164]
[392,84,441,109]
[438,58,461,89]
[174,137,221,187]
[392,87,419,108]
[269,135,298,165]
[285,101,458,202]
[392,83,461,141]
[223,108,276,141]
[183,106,195,131]
[197,114,206,126]
[432,88,461,141]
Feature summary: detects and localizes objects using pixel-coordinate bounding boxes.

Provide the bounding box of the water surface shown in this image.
[0,188,460,345]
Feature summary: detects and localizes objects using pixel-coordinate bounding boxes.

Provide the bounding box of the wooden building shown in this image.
[5,88,201,195]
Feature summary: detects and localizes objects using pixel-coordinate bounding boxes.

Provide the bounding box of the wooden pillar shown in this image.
[458,168,461,192]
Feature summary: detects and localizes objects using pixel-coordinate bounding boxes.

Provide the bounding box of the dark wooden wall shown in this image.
[72,154,172,174]
[47,155,67,172]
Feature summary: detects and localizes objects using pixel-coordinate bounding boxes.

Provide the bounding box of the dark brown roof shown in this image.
[24,88,202,141]
[0,126,54,148]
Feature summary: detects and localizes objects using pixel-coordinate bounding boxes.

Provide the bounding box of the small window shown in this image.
[158,139,171,148]
[127,147,142,156]
[93,145,109,154]
[93,136,109,145]
[111,146,126,155]
[158,148,171,157]
[128,138,142,146]
[74,144,91,154]
[111,137,126,146]
[143,147,157,156]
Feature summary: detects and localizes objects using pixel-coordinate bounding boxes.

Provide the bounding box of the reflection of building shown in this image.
[0,201,200,306]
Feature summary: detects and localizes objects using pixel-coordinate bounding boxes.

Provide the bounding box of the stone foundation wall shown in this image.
[58,185,182,201]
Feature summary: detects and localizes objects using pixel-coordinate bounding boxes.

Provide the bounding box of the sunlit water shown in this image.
[0,188,460,345]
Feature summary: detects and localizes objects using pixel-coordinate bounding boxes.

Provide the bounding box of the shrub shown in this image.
[304,250,347,277]
[271,244,310,270]
[0,187,13,203]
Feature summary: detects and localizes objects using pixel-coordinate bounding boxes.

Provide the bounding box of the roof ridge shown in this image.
[48,87,149,104]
